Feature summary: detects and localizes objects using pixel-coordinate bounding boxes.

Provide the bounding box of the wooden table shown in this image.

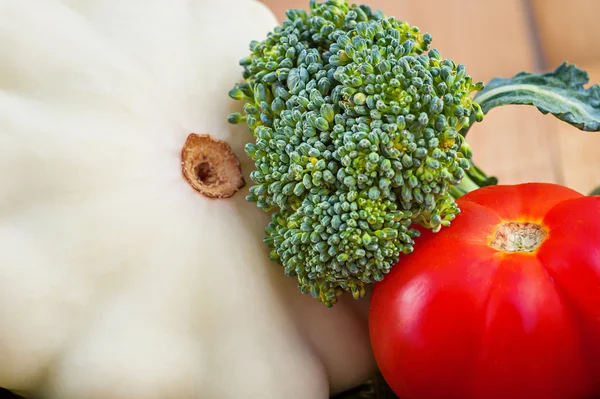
[261,0,600,195]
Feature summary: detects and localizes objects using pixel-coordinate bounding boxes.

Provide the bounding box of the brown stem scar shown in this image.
[181,133,245,199]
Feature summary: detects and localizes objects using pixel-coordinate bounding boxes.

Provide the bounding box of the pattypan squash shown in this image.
[0,0,374,398]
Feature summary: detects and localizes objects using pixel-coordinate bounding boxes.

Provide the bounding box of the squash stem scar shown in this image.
[181,133,245,199]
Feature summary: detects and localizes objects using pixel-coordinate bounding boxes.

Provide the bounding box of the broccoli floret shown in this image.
[228,0,484,306]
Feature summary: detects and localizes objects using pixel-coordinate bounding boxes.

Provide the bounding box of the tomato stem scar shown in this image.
[489,222,547,252]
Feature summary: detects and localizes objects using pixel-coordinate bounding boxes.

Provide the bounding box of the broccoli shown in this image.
[228,0,485,306]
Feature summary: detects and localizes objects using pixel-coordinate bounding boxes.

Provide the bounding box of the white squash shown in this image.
[0,0,374,398]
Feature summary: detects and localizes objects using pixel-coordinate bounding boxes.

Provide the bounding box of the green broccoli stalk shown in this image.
[228,0,484,306]
[229,0,600,306]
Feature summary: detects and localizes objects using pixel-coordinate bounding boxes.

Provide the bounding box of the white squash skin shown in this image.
[0,0,376,398]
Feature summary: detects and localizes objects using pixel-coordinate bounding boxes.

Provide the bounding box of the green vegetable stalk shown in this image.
[229,0,600,306]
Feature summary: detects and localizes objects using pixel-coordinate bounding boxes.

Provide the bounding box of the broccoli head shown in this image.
[228,0,484,306]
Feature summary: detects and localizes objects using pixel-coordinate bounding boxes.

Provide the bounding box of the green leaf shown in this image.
[474,62,600,131]
[590,186,600,196]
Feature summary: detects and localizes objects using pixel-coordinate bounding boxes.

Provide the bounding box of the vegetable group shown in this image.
[229,0,600,308]
[369,183,600,399]
[2,0,600,397]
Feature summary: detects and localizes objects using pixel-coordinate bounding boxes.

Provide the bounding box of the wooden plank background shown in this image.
[260,0,600,195]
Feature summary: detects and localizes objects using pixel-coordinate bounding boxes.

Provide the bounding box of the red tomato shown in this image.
[369,183,600,399]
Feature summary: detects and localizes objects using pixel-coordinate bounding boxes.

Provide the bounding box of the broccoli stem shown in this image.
[467,161,498,187]
[448,159,497,198]
[449,173,480,198]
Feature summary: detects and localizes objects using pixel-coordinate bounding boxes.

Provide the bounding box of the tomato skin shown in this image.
[369,183,600,399]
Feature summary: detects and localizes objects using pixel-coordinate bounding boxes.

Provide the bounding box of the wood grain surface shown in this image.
[531,0,600,68]
[260,0,600,194]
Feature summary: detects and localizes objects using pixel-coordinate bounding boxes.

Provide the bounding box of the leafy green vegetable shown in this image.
[591,186,600,196]
[474,62,600,131]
